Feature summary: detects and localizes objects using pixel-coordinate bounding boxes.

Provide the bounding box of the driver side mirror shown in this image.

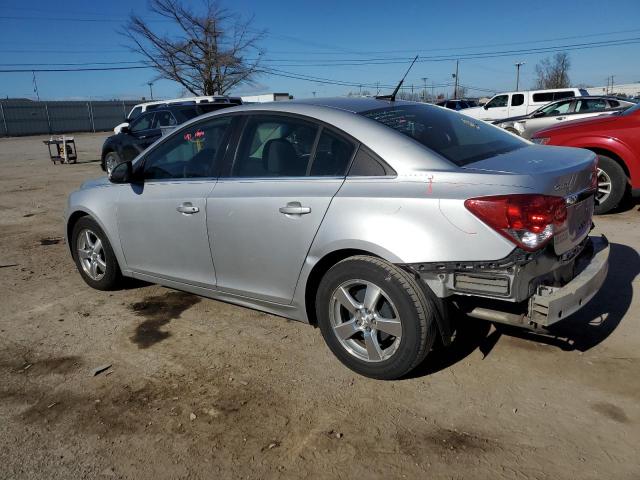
[109,161,134,184]
[532,111,546,118]
[120,124,131,134]
[483,104,489,110]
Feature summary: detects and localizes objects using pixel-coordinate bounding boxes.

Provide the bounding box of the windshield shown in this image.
[360,104,526,166]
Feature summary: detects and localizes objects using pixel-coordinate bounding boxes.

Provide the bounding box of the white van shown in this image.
[113,95,242,133]
[461,88,589,121]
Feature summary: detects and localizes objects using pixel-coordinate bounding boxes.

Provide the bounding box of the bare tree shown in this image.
[123,0,265,96]
[534,53,571,89]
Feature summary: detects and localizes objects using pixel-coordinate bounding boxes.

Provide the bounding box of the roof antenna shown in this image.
[376,55,419,102]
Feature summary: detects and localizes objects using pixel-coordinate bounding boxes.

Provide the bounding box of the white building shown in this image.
[240,93,292,103]
[586,83,640,97]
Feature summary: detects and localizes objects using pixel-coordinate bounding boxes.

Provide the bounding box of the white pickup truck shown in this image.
[462,88,590,122]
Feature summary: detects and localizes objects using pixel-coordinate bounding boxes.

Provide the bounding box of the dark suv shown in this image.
[101,102,241,174]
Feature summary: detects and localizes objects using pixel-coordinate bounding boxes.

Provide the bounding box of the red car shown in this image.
[532,101,640,214]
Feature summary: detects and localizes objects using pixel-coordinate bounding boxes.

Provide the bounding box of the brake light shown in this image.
[464,195,567,251]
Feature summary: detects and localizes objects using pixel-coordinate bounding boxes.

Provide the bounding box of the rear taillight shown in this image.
[464,194,567,251]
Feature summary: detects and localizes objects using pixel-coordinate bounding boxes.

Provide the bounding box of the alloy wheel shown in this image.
[76,228,107,281]
[596,167,612,205]
[329,279,402,363]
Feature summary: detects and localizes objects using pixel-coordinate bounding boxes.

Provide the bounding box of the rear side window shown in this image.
[152,111,177,128]
[349,147,395,177]
[533,91,575,103]
[511,94,524,106]
[360,104,525,167]
[309,130,354,176]
[575,99,607,113]
[232,116,318,177]
[607,100,620,108]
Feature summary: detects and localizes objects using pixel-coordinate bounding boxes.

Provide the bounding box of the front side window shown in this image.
[130,113,154,133]
[232,116,318,177]
[485,95,508,108]
[539,100,572,116]
[142,116,232,180]
[511,94,525,107]
[361,104,525,167]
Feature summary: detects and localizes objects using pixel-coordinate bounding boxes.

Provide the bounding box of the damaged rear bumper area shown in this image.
[405,235,609,330]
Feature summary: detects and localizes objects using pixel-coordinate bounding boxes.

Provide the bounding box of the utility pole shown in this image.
[32,71,40,101]
[452,60,459,99]
[312,91,316,97]
[376,81,380,96]
[431,81,435,102]
[421,77,428,103]
[514,62,525,91]
[359,84,362,96]
[147,82,154,100]
[610,75,615,94]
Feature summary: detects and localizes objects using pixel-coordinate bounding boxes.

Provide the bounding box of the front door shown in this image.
[117,116,234,287]
[207,114,356,303]
[481,94,509,120]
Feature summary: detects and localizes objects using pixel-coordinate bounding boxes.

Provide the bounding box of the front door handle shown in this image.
[556,116,566,120]
[279,201,311,215]
[177,202,199,215]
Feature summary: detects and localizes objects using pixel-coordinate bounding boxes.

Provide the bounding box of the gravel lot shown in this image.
[1,132,639,479]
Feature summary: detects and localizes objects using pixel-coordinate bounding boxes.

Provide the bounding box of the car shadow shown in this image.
[407,241,638,378]
[74,158,102,165]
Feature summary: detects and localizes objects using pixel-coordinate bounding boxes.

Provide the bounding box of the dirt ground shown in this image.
[1,132,639,480]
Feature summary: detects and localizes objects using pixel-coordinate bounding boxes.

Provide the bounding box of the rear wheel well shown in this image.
[305,249,377,326]
[585,147,630,179]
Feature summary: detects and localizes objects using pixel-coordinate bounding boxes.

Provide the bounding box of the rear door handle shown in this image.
[279,201,311,215]
[177,202,199,214]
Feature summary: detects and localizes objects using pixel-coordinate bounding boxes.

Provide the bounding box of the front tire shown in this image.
[71,217,122,290]
[104,151,120,175]
[316,256,437,380]
[594,154,627,215]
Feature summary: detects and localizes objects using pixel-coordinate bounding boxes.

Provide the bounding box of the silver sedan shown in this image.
[66,98,609,379]
[494,96,633,139]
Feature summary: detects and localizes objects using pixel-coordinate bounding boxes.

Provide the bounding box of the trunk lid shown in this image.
[463,145,596,255]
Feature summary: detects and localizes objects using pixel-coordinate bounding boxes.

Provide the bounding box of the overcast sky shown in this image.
[1,0,639,100]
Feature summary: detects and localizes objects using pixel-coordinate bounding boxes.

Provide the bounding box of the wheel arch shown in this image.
[303,248,452,346]
[65,207,127,274]
[584,147,630,179]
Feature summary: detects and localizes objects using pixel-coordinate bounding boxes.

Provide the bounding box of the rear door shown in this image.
[207,114,356,303]
[507,93,526,117]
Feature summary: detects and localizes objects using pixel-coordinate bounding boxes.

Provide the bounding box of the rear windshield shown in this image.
[622,102,640,116]
[360,104,525,166]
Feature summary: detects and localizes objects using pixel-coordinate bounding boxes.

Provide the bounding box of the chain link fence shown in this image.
[0,100,140,137]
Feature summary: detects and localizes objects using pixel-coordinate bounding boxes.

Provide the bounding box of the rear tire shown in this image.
[316,255,437,380]
[594,154,627,215]
[71,217,122,291]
